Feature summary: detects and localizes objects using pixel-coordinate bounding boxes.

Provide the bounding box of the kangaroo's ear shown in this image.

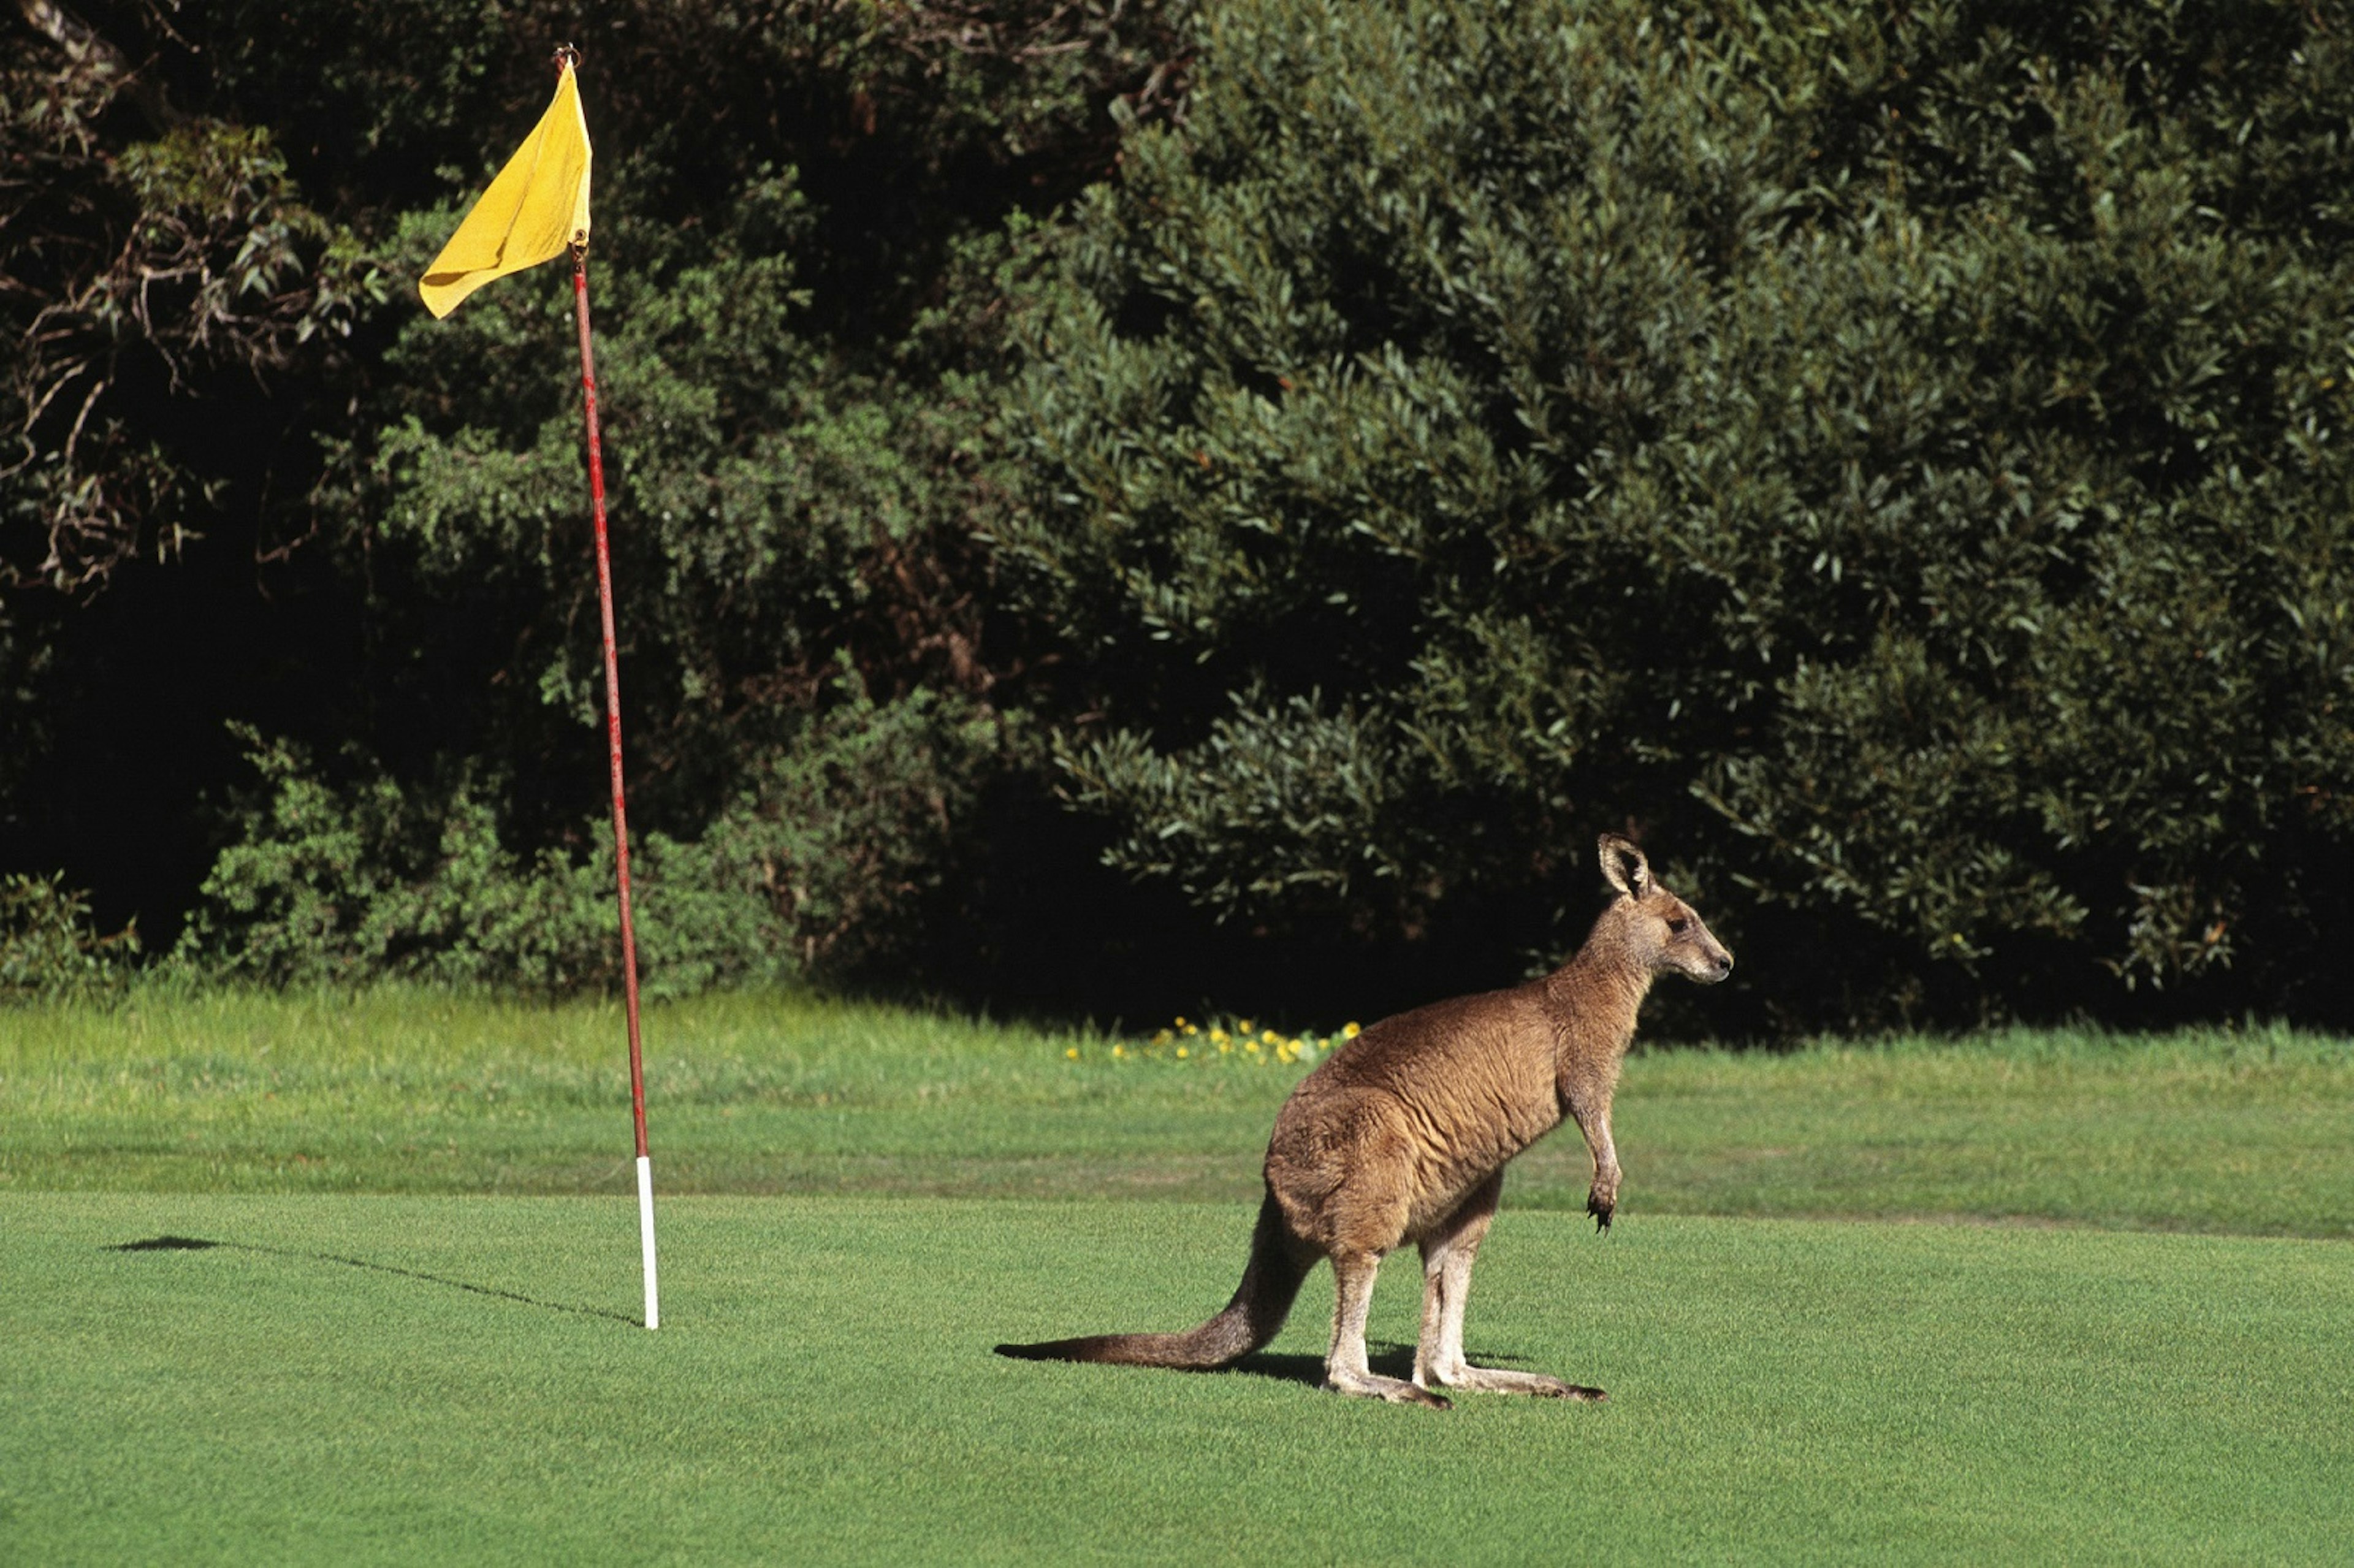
[1597,834,1651,898]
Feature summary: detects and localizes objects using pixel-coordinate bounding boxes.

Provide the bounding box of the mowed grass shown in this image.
[7,1193,2352,1565]
[6,988,2353,1235]
[7,988,2354,1561]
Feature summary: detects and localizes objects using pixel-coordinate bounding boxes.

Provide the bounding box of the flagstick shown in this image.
[572,244,659,1331]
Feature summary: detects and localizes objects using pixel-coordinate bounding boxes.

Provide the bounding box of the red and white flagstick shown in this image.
[571,242,659,1331]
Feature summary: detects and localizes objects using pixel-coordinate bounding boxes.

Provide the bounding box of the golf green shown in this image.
[6,1192,2349,1564]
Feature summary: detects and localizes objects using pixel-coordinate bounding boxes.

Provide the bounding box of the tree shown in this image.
[3,1,1191,999]
[1002,0,2354,1028]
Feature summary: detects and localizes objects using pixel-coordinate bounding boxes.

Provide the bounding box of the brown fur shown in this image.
[997,835,1733,1407]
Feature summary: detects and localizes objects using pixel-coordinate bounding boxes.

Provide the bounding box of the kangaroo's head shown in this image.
[1594,834,1733,984]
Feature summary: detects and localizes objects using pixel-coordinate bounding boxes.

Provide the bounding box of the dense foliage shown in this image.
[0,870,138,996]
[4,0,2350,1030]
[1005,0,2354,1027]
[4,0,1188,1007]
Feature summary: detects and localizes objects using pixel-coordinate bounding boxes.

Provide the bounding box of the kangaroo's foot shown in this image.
[1324,1366,1452,1409]
[1417,1361,1606,1400]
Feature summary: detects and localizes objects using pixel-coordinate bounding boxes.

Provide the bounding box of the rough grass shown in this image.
[5,988,2351,1236]
[6,1193,2350,1566]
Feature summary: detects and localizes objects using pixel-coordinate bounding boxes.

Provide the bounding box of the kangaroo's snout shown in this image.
[1677,937,1732,984]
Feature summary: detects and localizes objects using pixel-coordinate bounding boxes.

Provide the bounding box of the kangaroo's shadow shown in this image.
[999,1332,1560,1388]
[1224,1339,1556,1388]
[109,1235,637,1326]
[1227,1339,1416,1388]
[994,1336,1415,1387]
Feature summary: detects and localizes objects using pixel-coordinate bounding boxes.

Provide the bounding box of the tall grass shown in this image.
[6,987,2350,1234]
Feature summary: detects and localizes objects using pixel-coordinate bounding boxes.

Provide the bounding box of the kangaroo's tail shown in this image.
[995,1190,1312,1370]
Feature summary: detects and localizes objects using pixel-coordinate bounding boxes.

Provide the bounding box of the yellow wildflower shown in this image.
[1238,1019,1254,1033]
[1112,1044,1126,1058]
[1176,1046,1189,1059]
[1065,1047,1079,1060]
[1344,1022,1362,1038]
[1174,1016,1188,1029]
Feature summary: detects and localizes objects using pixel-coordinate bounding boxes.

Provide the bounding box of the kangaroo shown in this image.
[997,834,1734,1407]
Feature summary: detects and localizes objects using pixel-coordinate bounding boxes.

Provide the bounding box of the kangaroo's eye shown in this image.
[1667,916,1689,935]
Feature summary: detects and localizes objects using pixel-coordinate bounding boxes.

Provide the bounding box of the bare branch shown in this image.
[15,0,181,131]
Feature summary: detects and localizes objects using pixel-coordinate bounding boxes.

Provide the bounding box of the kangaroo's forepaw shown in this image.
[1587,1189,1615,1231]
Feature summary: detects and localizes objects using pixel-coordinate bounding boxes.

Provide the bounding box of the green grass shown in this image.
[7,988,2354,1562]
[6,1193,2350,1564]
[6,988,2352,1235]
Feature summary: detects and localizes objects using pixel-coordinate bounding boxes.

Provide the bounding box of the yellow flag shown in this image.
[418,62,593,318]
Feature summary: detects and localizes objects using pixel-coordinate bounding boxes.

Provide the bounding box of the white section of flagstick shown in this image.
[638,1154,661,1330]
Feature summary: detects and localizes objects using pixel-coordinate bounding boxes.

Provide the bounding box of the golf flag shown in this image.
[417,59,592,318]
[417,50,660,1331]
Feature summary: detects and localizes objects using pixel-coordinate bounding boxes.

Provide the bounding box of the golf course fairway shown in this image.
[7,1192,2348,1564]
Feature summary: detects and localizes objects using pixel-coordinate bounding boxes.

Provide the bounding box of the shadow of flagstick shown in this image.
[109,1235,640,1326]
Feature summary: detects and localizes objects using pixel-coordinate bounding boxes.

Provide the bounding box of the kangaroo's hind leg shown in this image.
[1322,1248,1449,1407]
[1413,1173,1605,1400]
